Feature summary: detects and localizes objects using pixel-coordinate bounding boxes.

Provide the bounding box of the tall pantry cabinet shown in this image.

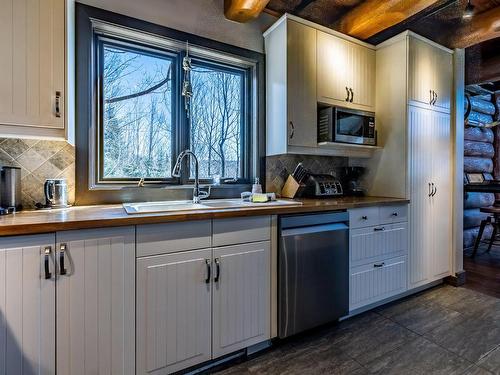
[366,31,453,289]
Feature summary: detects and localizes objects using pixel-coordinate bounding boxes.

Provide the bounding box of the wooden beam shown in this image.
[224,0,270,23]
[451,7,500,49]
[338,0,439,39]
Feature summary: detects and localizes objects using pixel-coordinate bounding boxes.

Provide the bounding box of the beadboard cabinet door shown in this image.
[0,234,56,375]
[431,110,452,278]
[136,249,212,375]
[0,0,65,134]
[56,227,135,375]
[212,241,271,358]
[317,30,375,110]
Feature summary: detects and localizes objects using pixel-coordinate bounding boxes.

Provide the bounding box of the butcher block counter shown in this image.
[0,196,408,236]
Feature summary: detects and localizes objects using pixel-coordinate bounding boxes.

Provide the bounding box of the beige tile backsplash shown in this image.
[0,138,75,209]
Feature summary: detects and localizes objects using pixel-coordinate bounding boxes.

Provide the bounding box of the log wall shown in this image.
[463,92,498,249]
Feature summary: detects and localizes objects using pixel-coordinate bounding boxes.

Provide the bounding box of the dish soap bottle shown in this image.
[252,177,262,194]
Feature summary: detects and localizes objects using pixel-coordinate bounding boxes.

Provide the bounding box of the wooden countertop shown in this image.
[0,196,409,236]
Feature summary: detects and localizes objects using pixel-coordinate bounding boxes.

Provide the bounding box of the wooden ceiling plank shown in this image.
[452,6,500,48]
[224,0,271,22]
[338,0,440,39]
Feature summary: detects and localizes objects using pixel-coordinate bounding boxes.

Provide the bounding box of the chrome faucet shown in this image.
[172,150,210,204]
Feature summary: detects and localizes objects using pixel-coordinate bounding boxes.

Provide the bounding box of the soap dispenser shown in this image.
[252,177,262,194]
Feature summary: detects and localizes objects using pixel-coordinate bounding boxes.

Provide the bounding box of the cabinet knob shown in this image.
[392,212,398,217]
[361,215,368,220]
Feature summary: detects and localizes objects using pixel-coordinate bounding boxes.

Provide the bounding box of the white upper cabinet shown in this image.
[408,36,452,112]
[265,18,317,155]
[0,234,56,375]
[0,0,66,138]
[56,227,136,375]
[317,31,375,110]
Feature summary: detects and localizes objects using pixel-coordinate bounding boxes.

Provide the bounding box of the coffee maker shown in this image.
[342,167,366,196]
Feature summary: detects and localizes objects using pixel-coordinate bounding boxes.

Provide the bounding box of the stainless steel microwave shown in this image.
[318,107,376,146]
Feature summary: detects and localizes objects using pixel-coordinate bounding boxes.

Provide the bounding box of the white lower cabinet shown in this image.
[350,256,407,310]
[136,217,272,375]
[136,249,212,375]
[56,227,136,375]
[213,241,270,358]
[349,205,409,311]
[0,234,56,375]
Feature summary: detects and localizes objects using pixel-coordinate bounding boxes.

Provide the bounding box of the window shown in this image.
[100,41,175,181]
[93,26,254,186]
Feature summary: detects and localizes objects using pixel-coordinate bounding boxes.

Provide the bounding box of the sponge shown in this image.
[251,193,269,203]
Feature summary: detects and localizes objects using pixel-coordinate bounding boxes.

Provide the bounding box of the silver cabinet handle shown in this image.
[345,87,350,101]
[289,121,294,139]
[373,227,385,232]
[214,258,220,283]
[44,247,52,280]
[392,212,398,217]
[373,262,385,268]
[55,91,61,118]
[434,91,438,105]
[361,215,368,220]
[59,244,68,275]
[431,183,437,197]
[205,259,211,284]
[428,182,432,197]
[349,88,354,103]
[429,90,433,105]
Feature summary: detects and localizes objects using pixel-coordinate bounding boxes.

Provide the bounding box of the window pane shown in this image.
[190,65,243,179]
[101,43,173,179]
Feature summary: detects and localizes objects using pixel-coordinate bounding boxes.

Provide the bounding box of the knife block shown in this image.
[281,175,301,198]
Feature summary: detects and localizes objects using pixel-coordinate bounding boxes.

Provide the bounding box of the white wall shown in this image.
[76,0,276,53]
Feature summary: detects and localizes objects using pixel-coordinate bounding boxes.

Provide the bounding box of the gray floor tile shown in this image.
[336,316,418,365]
[477,346,500,375]
[364,336,472,375]
[462,365,494,375]
[386,301,463,335]
[424,315,500,362]
[415,285,477,307]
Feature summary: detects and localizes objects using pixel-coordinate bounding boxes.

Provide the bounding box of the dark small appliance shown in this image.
[342,167,366,196]
[302,173,343,197]
[318,106,376,145]
[0,166,22,214]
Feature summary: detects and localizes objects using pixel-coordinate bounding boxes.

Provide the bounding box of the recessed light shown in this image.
[463,0,475,19]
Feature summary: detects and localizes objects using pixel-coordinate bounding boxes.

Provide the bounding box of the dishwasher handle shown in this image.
[281,222,348,237]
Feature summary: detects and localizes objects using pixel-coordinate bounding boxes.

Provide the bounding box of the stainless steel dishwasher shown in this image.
[279,211,349,338]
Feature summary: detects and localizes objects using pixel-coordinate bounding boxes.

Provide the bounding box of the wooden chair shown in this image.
[471,206,500,258]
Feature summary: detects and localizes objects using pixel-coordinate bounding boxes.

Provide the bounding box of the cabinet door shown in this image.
[350,43,375,109]
[408,37,435,106]
[431,111,451,278]
[350,256,407,310]
[408,106,433,288]
[0,234,55,375]
[136,249,212,375]
[56,227,135,375]
[213,241,270,358]
[287,20,317,148]
[317,31,350,104]
[0,0,64,129]
[433,48,452,111]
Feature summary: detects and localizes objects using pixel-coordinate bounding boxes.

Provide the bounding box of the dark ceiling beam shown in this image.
[294,0,316,12]
[337,0,440,39]
[224,0,271,23]
[451,6,500,48]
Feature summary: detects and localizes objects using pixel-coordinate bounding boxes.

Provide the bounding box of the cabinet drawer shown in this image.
[350,223,408,267]
[350,256,407,310]
[349,207,379,228]
[136,220,211,257]
[213,216,271,247]
[379,205,408,224]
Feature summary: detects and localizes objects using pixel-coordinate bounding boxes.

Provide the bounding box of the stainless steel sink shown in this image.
[123,199,301,214]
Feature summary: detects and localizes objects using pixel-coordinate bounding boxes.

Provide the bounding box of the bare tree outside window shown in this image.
[102,44,173,180]
[190,66,243,180]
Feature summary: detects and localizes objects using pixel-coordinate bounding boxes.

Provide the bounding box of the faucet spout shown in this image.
[172,149,207,203]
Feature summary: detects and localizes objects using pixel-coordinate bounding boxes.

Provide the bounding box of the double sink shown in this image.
[123,198,301,214]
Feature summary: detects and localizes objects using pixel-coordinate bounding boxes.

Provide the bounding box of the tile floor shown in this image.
[211,285,500,375]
